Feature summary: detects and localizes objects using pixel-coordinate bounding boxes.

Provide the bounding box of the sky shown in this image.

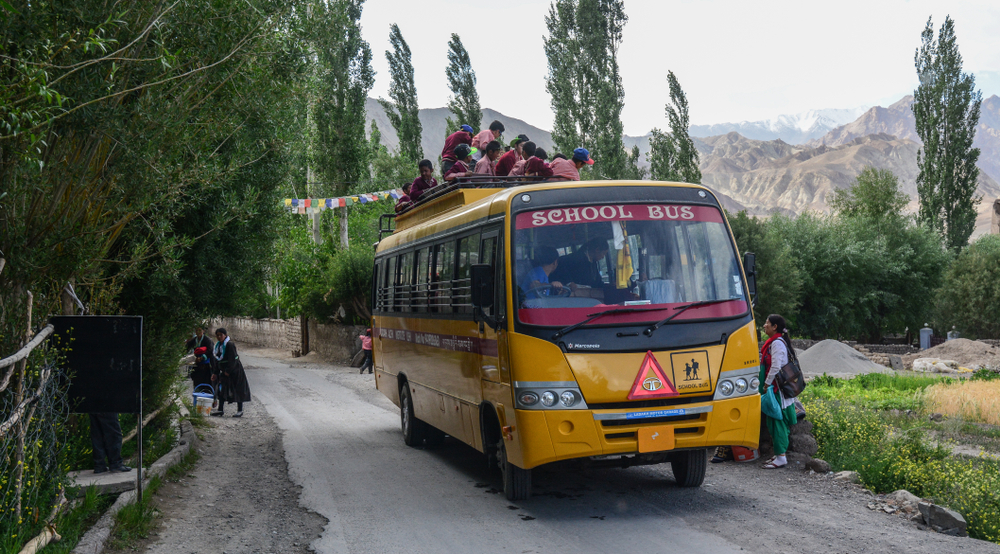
[359,0,1000,136]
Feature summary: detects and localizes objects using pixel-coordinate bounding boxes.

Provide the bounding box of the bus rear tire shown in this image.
[671,448,708,487]
[400,384,426,447]
[497,437,531,501]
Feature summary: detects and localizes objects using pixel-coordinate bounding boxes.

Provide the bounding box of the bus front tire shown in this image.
[400,385,426,447]
[497,437,531,500]
[671,448,708,487]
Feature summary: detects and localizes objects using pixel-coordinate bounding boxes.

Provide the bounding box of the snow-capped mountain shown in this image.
[689,106,871,144]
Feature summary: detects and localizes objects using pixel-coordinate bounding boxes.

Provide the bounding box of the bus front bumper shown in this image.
[514,395,761,470]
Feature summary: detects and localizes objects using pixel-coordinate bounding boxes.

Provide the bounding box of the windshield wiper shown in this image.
[551,307,665,342]
[643,299,738,337]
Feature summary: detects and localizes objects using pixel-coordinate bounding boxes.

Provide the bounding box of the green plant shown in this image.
[108,474,163,550]
[936,234,1000,338]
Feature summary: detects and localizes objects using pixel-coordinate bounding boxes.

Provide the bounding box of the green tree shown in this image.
[936,234,1000,338]
[913,15,982,250]
[726,211,803,326]
[544,0,628,179]
[648,71,700,183]
[445,33,481,133]
[830,167,910,223]
[622,144,648,180]
[379,24,423,163]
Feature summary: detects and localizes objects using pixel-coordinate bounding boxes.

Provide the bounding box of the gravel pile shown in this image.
[903,338,1000,370]
[798,339,891,379]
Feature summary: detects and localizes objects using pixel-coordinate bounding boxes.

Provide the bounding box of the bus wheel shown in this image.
[400,385,426,447]
[497,437,531,500]
[671,449,708,487]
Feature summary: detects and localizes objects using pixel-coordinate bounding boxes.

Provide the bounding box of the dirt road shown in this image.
[139,346,1000,554]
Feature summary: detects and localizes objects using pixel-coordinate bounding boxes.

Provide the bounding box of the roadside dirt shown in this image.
[110,389,326,554]
[129,346,1000,554]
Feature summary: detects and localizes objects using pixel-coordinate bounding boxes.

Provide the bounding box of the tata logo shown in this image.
[642,377,663,391]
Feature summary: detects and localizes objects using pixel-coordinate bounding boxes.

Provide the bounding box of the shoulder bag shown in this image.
[776,337,806,398]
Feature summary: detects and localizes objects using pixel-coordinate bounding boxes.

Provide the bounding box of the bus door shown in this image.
[477,228,502,384]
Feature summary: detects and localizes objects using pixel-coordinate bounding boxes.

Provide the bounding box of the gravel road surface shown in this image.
[139,346,1000,554]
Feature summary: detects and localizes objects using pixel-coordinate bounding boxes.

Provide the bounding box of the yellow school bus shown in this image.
[372,178,761,500]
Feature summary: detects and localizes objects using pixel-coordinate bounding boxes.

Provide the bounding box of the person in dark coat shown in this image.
[184,326,214,387]
[211,328,251,418]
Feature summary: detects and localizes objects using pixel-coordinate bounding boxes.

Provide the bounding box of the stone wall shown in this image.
[212,317,364,364]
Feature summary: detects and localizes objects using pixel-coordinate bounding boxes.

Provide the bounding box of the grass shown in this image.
[38,487,117,554]
[106,448,200,551]
[925,381,1000,426]
[803,372,1000,544]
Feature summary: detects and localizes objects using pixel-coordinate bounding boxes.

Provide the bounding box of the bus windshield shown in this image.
[514,203,748,327]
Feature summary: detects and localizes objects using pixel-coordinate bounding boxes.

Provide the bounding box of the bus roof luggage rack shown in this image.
[396,176,547,216]
[378,213,396,239]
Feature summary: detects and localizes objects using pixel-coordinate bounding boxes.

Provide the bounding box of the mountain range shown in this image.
[365,94,1000,236]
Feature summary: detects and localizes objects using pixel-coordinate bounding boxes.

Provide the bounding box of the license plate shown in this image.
[637,425,675,453]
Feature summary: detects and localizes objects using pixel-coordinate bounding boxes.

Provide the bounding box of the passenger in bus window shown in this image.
[509,141,536,176]
[496,134,529,176]
[394,182,413,213]
[472,120,505,161]
[519,245,566,300]
[444,144,476,181]
[475,141,503,175]
[549,147,594,181]
[441,124,474,176]
[550,237,608,292]
[408,159,438,201]
[524,147,553,178]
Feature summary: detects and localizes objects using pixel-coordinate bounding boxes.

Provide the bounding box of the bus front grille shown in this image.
[587,395,714,410]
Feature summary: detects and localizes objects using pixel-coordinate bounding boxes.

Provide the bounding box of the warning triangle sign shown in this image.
[627,351,679,400]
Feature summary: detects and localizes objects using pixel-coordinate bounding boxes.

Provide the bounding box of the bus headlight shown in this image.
[560,390,578,407]
[735,378,748,394]
[750,377,760,390]
[541,391,558,407]
[519,391,539,406]
[719,380,734,397]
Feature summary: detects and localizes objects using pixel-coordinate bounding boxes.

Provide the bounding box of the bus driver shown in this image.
[550,237,609,298]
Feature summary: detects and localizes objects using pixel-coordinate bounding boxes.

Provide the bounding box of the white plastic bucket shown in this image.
[195,395,214,416]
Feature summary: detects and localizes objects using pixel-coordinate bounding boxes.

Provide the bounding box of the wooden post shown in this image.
[339,206,349,247]
[61,277,76,316]
[14,291,33,522]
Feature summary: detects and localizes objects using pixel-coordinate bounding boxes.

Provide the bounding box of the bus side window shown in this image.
[432,241,455,314]
[480,236,497,317]
[385,256,397,312]
[400,251,415,312]
[456,233,480,314]
[415,247,430,312]
[372,261,381,312]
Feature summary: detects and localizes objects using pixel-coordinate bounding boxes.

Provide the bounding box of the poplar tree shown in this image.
[544,0,628,179]
[648,71,700,183]
[445,34,482,134]
[379,24,423,163]
[913,15,982,250]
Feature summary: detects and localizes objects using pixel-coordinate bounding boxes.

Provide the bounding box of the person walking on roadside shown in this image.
[211,328,252,418]
[90,413,131,474]
[358,328,374,374]
[760,314,797,469]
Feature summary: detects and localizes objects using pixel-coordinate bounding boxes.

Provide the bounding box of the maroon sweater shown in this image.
[495,149,521,176]
[440,131,473,162]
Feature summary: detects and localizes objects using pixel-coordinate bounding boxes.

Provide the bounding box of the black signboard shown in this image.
[51,316,142,414]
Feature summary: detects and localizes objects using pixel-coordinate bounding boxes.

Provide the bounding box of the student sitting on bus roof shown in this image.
[472,120,505,161]
[408,160,438,201]
[474,141,503,175]
[441,125,474,176]
[495,134,530,176]
[549,147,594,181]
[394,182,413,213]
[519,245,566,300]
[509,141,536,176]
[444,144,476,182]
[524,147,554,178]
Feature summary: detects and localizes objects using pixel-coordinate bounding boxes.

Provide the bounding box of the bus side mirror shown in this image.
[743,252,757,303]
[471,264,494,309]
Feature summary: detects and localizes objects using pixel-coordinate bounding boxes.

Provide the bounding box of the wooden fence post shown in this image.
[14,291,33,522]
[300,314,309,355]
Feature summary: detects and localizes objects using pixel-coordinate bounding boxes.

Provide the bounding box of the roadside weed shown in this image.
[924,380,1000,426]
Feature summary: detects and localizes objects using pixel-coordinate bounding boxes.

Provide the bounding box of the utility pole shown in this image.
[306,2,321,245]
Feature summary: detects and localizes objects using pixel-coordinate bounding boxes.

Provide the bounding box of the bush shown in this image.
[936,234,1000,338]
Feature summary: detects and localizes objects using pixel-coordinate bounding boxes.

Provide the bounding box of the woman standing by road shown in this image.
[211,328,252,418]
[760,314,797,469]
